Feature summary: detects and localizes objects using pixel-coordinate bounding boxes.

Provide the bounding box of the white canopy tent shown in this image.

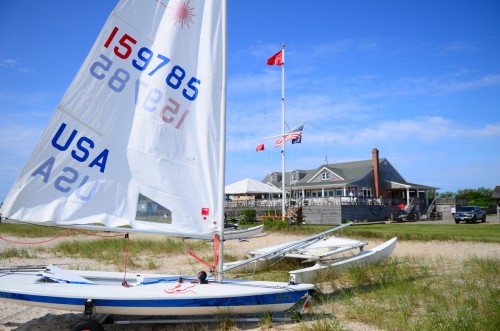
[225,178,282,195]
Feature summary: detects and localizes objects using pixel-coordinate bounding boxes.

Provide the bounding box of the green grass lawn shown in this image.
[340,223,500,243]
[263,220,500,243]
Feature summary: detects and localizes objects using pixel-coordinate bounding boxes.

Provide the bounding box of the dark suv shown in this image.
[454,206,486,224]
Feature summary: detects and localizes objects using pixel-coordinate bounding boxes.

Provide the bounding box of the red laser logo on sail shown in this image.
[169,1,196,28]
[201,208,209,220]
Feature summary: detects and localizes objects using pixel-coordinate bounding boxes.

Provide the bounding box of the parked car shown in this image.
[454,206,486,224]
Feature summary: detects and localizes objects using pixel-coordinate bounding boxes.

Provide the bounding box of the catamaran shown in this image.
[0,0,314,328]
[224,223,397,283]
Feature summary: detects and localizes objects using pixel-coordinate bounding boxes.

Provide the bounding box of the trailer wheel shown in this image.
[71,319,104,331]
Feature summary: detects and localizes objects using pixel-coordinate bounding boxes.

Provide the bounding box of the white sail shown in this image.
[1,0,223,238]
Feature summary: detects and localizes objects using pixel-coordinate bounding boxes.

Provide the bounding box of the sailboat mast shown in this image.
[280,44,286,220]
[216,0,227,283]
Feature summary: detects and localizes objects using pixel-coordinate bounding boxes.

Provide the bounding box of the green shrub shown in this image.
[262,209,281,216]
[263,219,288,230]
[239,209,257,224]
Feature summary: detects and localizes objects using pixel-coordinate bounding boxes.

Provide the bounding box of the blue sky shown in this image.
[0,0,499,202]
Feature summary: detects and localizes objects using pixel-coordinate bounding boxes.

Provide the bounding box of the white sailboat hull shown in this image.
[0,266,313,316]
[224,225,263,240]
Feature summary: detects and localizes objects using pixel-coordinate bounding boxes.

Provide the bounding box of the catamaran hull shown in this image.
[0,267,313,316]
[289,237,397,283]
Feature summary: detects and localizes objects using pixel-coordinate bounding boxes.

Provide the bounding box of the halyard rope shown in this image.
[0,228,123,245]
[188,234,220,273]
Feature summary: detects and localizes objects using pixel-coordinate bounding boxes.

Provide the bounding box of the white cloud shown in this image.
[0,56,32,73]
[441,40,480,54]
[1,58,17,67]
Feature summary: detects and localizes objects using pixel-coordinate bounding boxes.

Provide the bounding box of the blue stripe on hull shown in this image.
[0,290,308,309]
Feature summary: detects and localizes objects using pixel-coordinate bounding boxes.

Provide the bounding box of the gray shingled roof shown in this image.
[262,157,438,190]
[263,158,382,187]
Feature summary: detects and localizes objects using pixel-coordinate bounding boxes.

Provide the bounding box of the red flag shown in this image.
[256,143,265,152]
[267,50,283,66]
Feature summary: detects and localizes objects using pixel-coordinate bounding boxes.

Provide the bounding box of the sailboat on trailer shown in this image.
[0,0,313,322]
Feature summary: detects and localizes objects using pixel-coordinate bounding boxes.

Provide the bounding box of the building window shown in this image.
[291,172,299,182]
[336,189,343,196]
[271,173,278,183]
[311,190,323,198]
[321,172,330,180]
[361,187,372,197]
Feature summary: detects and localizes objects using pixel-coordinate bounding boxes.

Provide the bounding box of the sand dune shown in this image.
[1,231,498,330]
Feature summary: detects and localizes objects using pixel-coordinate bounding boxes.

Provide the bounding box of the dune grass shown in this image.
[239,255,499,331]
[0,248,33,259]
[316,256,500,331]
[0,222,210,270]
[0,223,75,237]
[48,237,209,268]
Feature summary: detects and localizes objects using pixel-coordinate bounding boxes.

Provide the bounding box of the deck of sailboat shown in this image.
[0,265,314,316]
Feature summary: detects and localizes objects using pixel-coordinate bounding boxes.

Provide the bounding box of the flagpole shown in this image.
[281,44,286,220]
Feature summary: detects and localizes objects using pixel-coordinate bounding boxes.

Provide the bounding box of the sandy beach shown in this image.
[1,230,499,331]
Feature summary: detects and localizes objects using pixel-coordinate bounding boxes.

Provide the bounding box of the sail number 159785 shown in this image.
[102,26,201,102]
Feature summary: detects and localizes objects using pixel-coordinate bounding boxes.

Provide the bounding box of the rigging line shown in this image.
[284,120,291,132]
[0,229,76,245]
[2,220,125,238]
[121,233,133,287]
[188,250,216,270]
[163,285,196,294]
[0,227,127,245]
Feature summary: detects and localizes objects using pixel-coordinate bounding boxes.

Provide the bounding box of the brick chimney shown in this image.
[372,148,380,197]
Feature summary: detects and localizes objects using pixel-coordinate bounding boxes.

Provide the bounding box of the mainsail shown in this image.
[2,0,223,239]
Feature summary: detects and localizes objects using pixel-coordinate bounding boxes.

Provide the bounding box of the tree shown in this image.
[455,187,494,206]
[437,191,454,198]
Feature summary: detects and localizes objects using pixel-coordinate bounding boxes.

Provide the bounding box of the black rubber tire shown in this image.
[481,214,486,222]
[455,220,460,224]
[71,319,104,331]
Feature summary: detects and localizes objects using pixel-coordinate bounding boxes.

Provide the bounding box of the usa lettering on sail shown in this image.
[30,122,107,201]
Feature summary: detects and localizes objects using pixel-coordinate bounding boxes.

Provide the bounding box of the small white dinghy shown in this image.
[0,265,311,316]
[224,224,263,240]
[0,0,314,328]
